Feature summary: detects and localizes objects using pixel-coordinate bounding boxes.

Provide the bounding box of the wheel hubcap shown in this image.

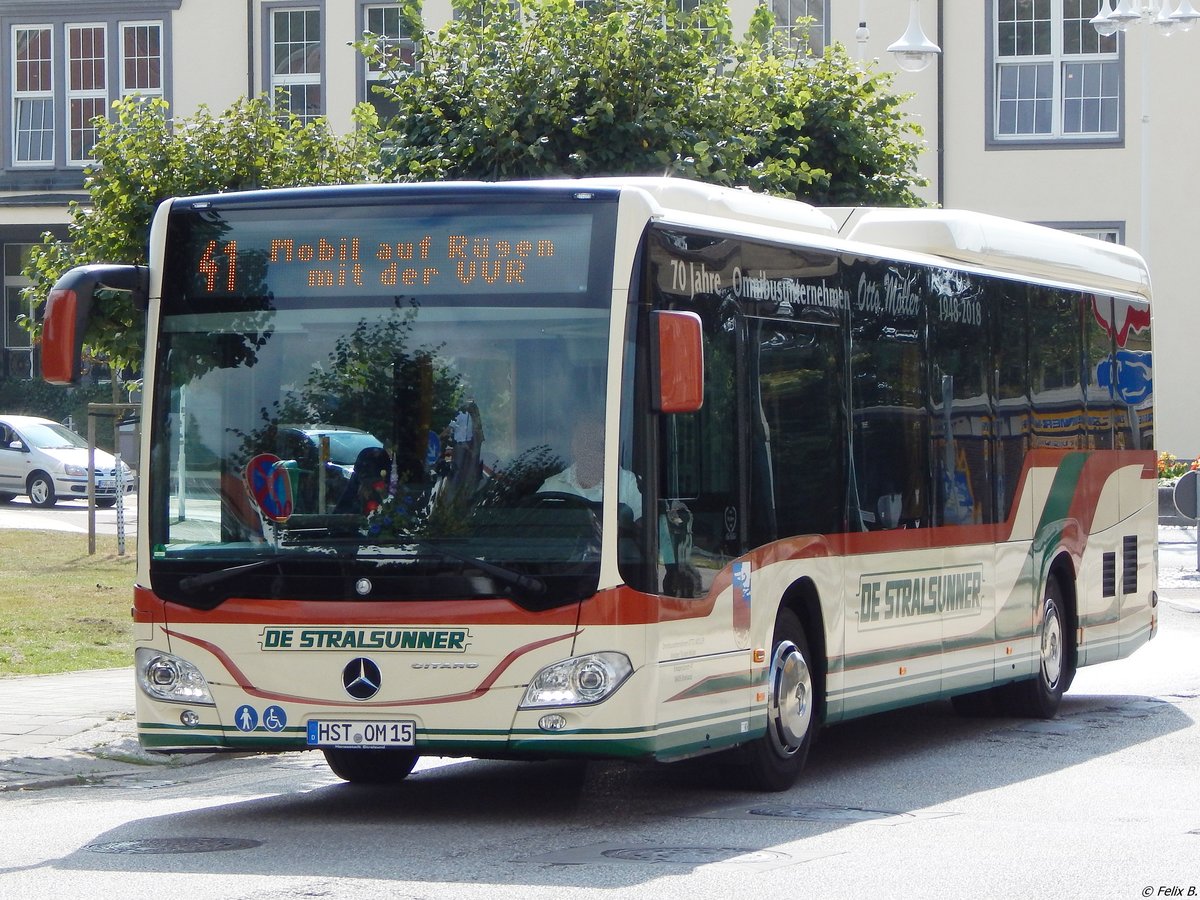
[30,481,48,503]
[1041,603,1062,690]
[768,640,812,758]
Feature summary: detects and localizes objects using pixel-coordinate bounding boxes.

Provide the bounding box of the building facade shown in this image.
[2,1,1196,453]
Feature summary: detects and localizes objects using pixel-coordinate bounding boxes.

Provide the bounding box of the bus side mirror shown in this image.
[652,310,704,414]
[41,264,148,386]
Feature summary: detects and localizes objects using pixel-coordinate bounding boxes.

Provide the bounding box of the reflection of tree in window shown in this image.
[750,319,844,542]
[929,268,991,526]
[1029,287,1083,449]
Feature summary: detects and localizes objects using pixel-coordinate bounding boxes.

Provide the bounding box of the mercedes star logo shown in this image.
[342,657,382,700]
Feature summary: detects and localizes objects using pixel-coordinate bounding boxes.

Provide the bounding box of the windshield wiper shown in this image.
[178,557,283,593]
[404,541,545,597]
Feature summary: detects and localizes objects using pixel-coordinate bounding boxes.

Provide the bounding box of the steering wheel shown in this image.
[514,491,603,565]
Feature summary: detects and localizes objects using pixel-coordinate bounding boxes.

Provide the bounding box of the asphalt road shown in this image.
[0,530,1197,898]
[0,492,137,538]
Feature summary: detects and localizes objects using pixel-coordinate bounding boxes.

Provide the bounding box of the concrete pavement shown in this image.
[2,525,1199,792]
[0,668,224,791]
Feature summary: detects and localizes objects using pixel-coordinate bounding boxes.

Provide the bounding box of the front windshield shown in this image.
[149,190,617,608]
[18,422,88,450]
[321,431,382,467]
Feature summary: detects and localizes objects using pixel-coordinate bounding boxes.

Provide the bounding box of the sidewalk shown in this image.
[3,526,1200,793]
[0,668,217,792]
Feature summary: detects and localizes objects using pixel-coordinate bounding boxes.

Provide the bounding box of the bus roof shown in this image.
[573,179,1151,304]
[574,177,840,237]
[831,206,1152,304]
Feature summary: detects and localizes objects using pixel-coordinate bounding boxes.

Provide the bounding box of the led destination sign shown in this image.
[181,210,595,299]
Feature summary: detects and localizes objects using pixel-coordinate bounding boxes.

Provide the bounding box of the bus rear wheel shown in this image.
[322,747,419,784]
[1000,575,1070,719]
[737,608,815,792]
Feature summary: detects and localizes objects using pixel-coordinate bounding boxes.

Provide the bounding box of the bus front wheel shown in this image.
[322,747,419,784]
[737,608,815,792]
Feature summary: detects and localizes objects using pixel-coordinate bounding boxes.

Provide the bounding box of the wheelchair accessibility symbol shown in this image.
[263,705,287,732]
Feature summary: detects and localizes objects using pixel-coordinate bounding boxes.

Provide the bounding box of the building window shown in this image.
[993,0,1119,142]
[67,25,108,164]
[7,18,166,169]
[1072,227,1120,243]
[362,3,413,121]
[771,0,826,56]
[122,22,164,96]
[4,244,34,378]
[271,7,323,123]
[12,27,54,165]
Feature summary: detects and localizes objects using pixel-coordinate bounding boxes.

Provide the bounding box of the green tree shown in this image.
[20,95,383,375]
[367,0,751,184]
[767,41,927,206]
[364,0,926,203]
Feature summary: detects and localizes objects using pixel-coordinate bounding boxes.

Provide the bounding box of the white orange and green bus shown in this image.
[41,178,1157,790]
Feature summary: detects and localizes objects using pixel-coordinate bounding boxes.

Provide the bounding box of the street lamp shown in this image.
[856,0,941,73]
[888,0,942,72]
[1092,0,1200,34]
[1087,1,1196,267]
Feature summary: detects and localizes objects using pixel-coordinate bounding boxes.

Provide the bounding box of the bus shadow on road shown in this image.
[49,688,1195,888]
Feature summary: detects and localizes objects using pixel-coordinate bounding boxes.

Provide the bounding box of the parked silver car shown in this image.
[0,414,135,508]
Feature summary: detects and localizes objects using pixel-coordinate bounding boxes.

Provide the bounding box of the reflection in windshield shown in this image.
[151,299,610,602]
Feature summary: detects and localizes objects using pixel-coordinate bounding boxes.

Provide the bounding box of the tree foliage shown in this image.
[365,0,926,203]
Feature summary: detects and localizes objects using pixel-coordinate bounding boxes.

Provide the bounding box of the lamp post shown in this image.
[856,0,941,73]
[1089,1,1197,263]
[1092,1,1197,564]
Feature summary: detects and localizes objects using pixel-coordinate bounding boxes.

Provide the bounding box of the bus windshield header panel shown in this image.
[164,194,605,305]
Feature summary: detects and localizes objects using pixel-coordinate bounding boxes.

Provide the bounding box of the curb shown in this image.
[0,723,224,792]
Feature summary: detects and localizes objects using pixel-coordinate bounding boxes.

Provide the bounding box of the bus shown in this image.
[41,178,1157,791]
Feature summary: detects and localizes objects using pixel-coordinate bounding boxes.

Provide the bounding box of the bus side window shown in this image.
[1111,299,1153,451]
[929,268,992,526]
[849,260,929,531]
[658,317,738,597]
[1029,287,1084,450]
[993,284,1029,522]
[1085,295,1117,451]
[749,319,846,541]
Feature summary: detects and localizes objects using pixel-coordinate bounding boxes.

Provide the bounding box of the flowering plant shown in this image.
[1157,452,1200,482]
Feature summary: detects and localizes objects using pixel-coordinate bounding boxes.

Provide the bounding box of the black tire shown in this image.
[999,575,1070,719]
[95,498,117,509]
[322,747,419,784]
[27,472,56,508]
[736,608,816,791]
[0,492,15,504]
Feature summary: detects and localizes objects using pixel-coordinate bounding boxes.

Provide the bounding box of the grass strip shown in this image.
[0,530,135,675]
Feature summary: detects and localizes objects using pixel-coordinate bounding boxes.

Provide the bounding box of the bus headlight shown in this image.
[136,647,215,705]
[519,652,633,708]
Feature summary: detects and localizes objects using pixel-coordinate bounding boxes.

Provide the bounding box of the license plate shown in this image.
[306,719,415,748]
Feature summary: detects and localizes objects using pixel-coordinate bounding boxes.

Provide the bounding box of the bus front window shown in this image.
[148,195,615,607]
